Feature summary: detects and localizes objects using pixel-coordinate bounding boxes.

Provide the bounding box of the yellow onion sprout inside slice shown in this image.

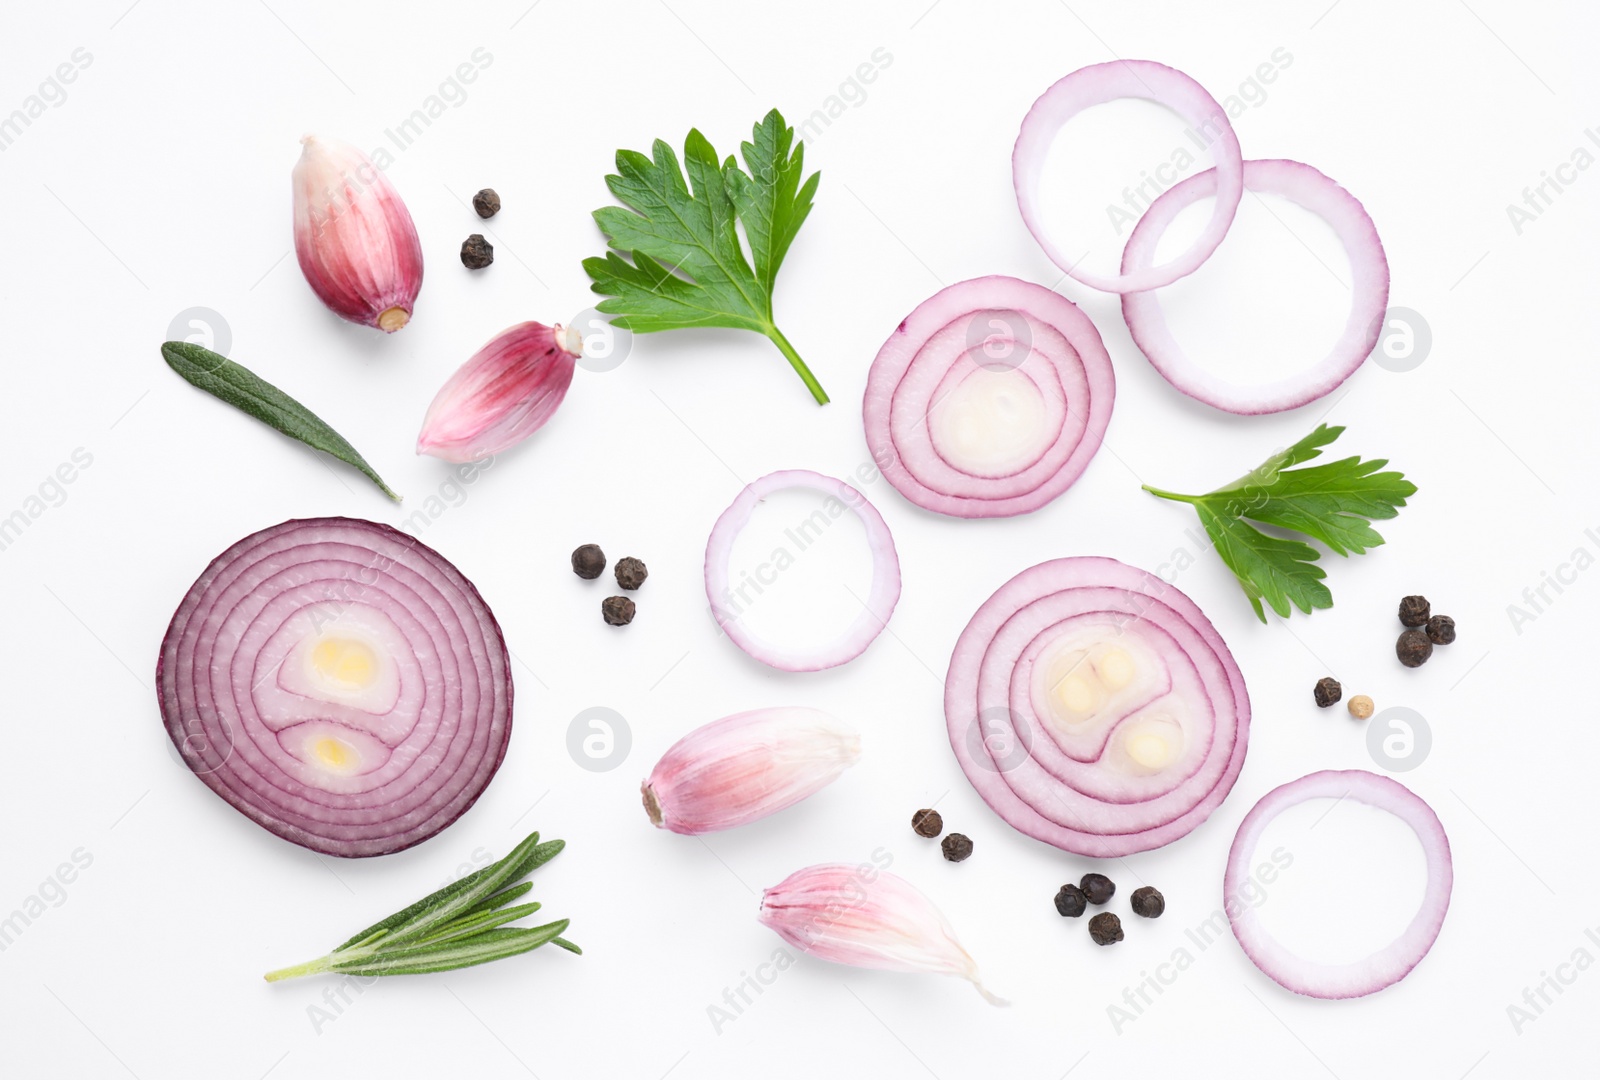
[278,605,404,716]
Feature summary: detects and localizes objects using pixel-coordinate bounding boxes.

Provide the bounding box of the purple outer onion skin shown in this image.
[863,276,1115,519]
[1120,159,1391,414]
[945,557,1250,857]
[705,470,901,672]
[1013,60,1244,294]
[156,517,512,858]
[1226,770,1452,999]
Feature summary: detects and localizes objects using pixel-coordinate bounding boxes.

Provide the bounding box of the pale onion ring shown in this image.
[704,469,901,672]
[1013,59,1245,294]
[862,276,1114,518]
[1120,159,1391,414]
[1226,770,1452,999]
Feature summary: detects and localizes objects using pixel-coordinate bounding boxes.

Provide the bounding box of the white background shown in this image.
[1,1,1597,1077]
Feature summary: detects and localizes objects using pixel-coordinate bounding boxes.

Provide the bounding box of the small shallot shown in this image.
[759,863,1005,1004]
[642,708,859,834]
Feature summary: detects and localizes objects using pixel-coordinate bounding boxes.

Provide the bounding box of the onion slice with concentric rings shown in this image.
[705,469,901,672]
[1013,60,1245,294]
[945,557,1249,857]
[863,276,1114,519]
[1226,770,1452,999]
[1120,158,1390,414]
[156,517,512,858]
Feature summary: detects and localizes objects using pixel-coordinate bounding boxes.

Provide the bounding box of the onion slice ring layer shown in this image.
[1120,158,1391,414]
[1226,769,1452,999]
[1013,60,1245,294]
[705,469,901,672]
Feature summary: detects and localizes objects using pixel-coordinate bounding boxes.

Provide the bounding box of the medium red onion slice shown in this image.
[705,470,901,672]
[157,517,512,857]
[946,558,1248,857]
[863,277,1114,518]
[1226,770,1452,998]
[1013,60,1245,293]
[1120,159,1391,414]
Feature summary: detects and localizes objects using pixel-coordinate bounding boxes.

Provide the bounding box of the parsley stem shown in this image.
[767,326,829,405]
[1141,484,1198,504]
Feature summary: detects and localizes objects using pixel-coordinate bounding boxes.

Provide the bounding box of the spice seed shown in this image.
[602,595,635,626]
[571,544,606,579]
[911,808,943,838]
[460,234,494,269]
[472,188,501,218]
[1053,884,1088,918]
[1130,886,1166,919]
[1313,677,1342,708]
[941,833,973,863]
[1080,872,1115,905]
[1397,628,1433,668]
[615,556,648,591]
[1088,912,1123,946]
[1398,595,1431,627]
[1348,694,1375,720]
[1425,614,1456,645]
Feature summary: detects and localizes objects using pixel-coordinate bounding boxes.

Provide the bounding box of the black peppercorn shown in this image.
[472,188,500,218]
[911,809,943,838]
[615,556,648,591]
[1088,912,1123,946]
[941,833,973,862]
[1053,884,1087,918]
[1396,628,1432,667]
[601,595,635,626]
[1425,615,1456,645]
[1130,886,1166,918]
[571,544,606,579]
[1080,872,1115,905]
[1398,595,1431,627]
[1313,677,1342,708]
[460,233,494,269]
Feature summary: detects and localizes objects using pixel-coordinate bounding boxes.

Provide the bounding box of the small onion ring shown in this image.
[1013,60,1245,294]
[1226,770,1452,999]
[157,517,512,858]
[862,276,1115,518]
[704,470,901,672]
[1120,159,1391,414]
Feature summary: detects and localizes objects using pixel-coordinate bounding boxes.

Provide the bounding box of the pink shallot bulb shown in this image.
[642,707,859,834]
[759,863,1006,1004]
[416,321,582,463]
[292,135,423,332]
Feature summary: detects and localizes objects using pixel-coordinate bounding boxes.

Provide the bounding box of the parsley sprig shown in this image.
[583,109,826,403]
[1143,425,1416,622]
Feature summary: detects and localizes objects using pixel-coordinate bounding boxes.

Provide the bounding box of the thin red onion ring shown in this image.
[1120,159,1390,414]
[705,470,901,672]
[946,557,1249,857]
[1013,60,1245,294]
[157,517,512,858]
[862,276,1114,518]
[1226,770,1451,999]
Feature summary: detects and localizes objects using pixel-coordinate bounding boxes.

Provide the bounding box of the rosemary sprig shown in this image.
[264,830,580,982]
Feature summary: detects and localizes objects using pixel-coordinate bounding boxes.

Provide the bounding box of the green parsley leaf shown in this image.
[1143,424,1416,621]
[583,109,826,404]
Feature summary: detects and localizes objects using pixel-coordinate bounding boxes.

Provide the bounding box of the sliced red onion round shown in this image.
[705,470,901,671]
[946,557,1249,857]
[862,276,1115,518]
[157,517,512,858]
[1014,60,1244,294]
[1227,770,1452,999]
[1120,159,1391,414]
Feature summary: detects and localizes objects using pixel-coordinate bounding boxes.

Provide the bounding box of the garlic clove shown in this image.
[758,863,1006,1004]
[416,322,581,463]
[642,707,860,835]
[292,135,424,332]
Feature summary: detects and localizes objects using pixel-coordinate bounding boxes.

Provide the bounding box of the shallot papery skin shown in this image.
[416,322,581,463]
[642,708,860,834]
[759,864,1006,1005]
[292,135,423,332]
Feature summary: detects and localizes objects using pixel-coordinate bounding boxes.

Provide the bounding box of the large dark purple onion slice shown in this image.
[156,517,512,857]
